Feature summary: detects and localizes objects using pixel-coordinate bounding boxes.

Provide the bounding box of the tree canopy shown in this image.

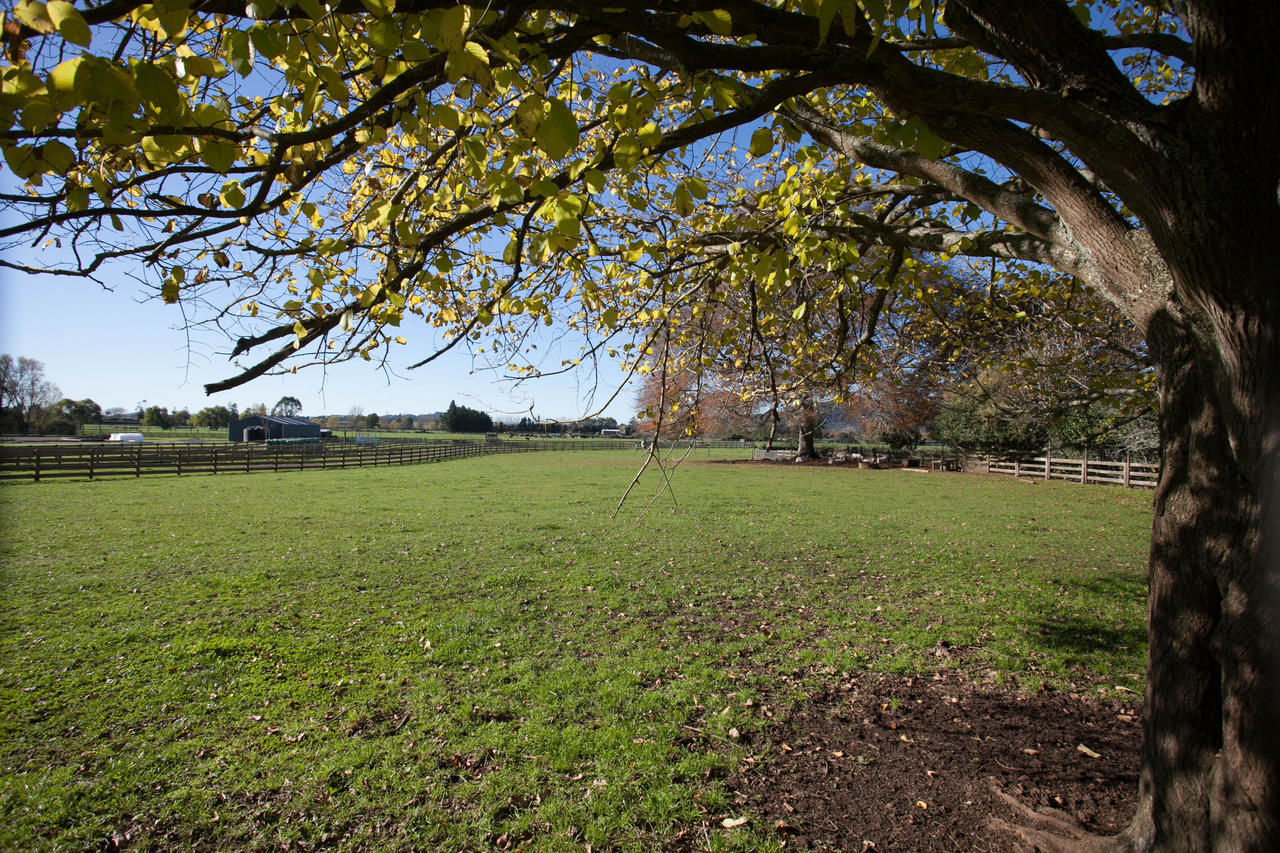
[441,398,491,432]
[271,394,303,416]
[3,2,1278,849]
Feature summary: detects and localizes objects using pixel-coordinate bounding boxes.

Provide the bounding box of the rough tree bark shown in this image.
[1104,293,1279,853]
[1119,5,1280,841]
[795,395,819,459]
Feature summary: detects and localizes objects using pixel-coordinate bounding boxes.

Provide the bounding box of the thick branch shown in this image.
[786,103,1065,244]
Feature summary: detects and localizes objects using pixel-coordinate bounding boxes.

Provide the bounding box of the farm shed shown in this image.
[227,415,322,443]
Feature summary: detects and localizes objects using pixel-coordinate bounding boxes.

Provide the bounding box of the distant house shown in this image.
[227,415,322,443]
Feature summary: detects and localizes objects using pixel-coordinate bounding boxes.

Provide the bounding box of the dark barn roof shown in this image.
[228,415,322,442]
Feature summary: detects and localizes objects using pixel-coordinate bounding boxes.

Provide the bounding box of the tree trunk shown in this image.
[1118,311,1280,852]
[796,396,819,459]
[796,423,817,458]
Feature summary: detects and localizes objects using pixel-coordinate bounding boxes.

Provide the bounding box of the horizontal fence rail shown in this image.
[982,452,1159,490]
[0,439,640,483]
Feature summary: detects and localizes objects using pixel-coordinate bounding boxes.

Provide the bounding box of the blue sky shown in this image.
[0,257,637,422]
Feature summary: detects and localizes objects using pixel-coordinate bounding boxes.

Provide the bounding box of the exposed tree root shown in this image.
[988,779,1142,853]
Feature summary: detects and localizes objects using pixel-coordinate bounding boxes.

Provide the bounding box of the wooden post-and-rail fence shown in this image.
[0,439,636,483]
[983,449,1159,490]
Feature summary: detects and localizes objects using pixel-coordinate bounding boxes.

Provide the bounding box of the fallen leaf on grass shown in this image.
[721,816,748,828]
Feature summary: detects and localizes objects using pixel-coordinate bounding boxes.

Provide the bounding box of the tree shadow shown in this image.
[1030,615,1147,664]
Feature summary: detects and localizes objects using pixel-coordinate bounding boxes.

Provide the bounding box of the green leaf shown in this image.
[493,177,525,206]
[133,61,180,112]
[46,0,91,46]
[12,0,56,35]
[749,126,774,157]
[65,184,90,211]
[529,178,558,197]
[437,4,470,52]
[3,145,40,181]
[550,195,584,236]
[583,169,605,194]
[192,103,229,127]
[219,180,246,209]
[245,0,278,20]
[909,117,947,160]
[445,41,490,86]
[162,266,184,303]
[38,140,75,173]
[554,210,580,238]
[860,0,887,23]
[141,135,180,168]
[502,236,521,265]
[462,136,487,163]
[673,183,695,217]
[222,29,253,76]
[684,177,708,200]
[535,97,579,160]
[515,95,543,137]
[637,121,663,148]
[47,57,84,95]
[792,301,807,320]
[201,141,238,174]
[692,9,732,35]
[368,18,401,56]
[817,0,840,44]
[249,26,284,61]
[613,135,643,170]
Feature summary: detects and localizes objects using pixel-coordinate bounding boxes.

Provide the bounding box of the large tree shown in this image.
[271,394,304,416]
[2,2,1277,848]
[0,354,60,432]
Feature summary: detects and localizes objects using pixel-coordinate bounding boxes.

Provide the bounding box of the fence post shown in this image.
[1123,451,1131,489]
[1081,447,1088,484]
[1014,457,1020,478]
[176,447,182,476]
[135,446,141,477]
[33,448,40,483]
[88,448,95,481]
[1044,443,1051,481]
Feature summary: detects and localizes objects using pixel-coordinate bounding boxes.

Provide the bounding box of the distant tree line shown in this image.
[442,401,492,434]
[0,354,100,434]
[511,415,620,436]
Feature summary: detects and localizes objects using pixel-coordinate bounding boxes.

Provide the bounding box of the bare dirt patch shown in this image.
[726,672,1140,851]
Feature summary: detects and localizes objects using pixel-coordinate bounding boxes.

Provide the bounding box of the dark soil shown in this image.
[725,671,1141,851]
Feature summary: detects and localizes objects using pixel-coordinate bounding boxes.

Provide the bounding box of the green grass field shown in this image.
[0,453,1151,852]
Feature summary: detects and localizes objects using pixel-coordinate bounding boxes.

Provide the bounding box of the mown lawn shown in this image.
[0,452,1151,852]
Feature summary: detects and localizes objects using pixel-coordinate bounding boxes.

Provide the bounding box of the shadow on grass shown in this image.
[1030,616,1146,663]
[1070,570,1148,602]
